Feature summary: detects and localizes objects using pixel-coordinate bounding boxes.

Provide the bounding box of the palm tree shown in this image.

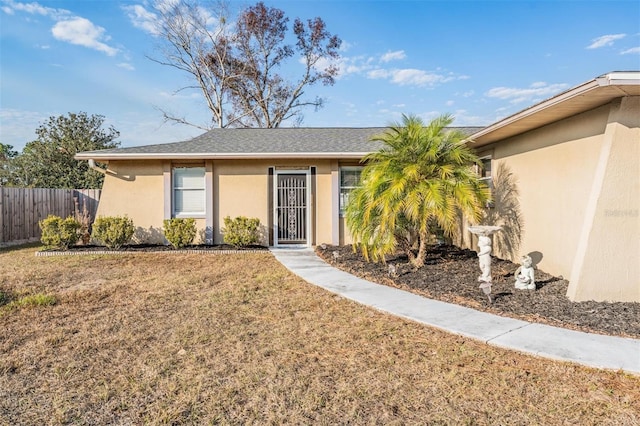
[345,114,490,268]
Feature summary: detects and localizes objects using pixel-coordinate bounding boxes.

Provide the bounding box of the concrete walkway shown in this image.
[270,248,640,375]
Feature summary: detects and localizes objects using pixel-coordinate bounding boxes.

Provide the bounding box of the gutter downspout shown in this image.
[87,159,133,181]
[88,159,107,174]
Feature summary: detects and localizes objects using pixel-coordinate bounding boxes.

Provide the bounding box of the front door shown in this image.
[275,172,308,245]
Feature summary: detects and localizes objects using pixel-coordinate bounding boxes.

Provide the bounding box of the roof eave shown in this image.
[467,71,640,147]
[75,152,370,161]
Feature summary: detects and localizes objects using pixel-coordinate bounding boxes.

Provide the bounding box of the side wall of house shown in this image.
[95,160,169,244]
[566,96,639,302]
[460,96,639,302]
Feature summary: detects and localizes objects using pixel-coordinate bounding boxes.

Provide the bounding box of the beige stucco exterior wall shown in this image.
[468,97,639,302]
[214,159,334,245]
[566,96,639,302]
[314,161,335,245]
[96,158,338,247]
[95,160,167,244]
[213,161,269,245]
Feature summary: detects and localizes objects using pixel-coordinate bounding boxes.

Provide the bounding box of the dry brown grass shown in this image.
[1,245,639,425]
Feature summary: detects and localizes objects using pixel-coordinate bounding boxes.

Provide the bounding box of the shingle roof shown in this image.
[76,127,485,160]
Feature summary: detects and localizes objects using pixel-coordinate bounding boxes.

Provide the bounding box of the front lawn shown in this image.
[1,246,638,424]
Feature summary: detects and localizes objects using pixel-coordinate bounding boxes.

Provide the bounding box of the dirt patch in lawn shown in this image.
[0,245,639,424]
[317,244,640,339]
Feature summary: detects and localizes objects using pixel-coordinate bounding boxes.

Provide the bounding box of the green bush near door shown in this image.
[222,216,261,247]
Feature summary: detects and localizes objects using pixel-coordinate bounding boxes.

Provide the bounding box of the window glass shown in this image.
[340,167,363,216]
[478,157,494,207]
[480,157,492,180]
[173,167,205,216]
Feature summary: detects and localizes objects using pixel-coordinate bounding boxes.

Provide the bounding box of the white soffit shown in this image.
[469,71,640,147]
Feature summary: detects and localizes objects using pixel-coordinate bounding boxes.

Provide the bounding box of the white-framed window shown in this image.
[340,166,363,216]
[478,156,492,189]
[477,156,493,207]
[173,166,205,217]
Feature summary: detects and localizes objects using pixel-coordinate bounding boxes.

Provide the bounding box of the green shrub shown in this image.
[163,218,197,249]
[91,216,135,249]
[39,215,81,249]
[222,216,261,247]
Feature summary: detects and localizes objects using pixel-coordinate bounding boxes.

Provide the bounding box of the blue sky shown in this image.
[1,0,639,151]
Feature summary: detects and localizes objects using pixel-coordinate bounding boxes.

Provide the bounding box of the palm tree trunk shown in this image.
[411,230,429,269]
[397,235,416,265]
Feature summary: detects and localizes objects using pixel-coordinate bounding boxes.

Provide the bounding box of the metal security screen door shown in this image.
[275,172,309,245]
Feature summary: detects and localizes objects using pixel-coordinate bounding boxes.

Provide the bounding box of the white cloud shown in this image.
[621,47,640,55]
[339,40,353,52]
[117,62,135,71]
[380,50,406,63]
[0,0,70,19]
[448,109,488,126]
[485,82,569,104]
[122,4,160,36]
[587,33,626,49]
[52,17,118,56]
[123,1,220,37]
[367,68,464,87]
[392,69,442,86]
[330,54,376,78]
[315,46,464,89]
[367,69,390,79]
[3,0,119,56]
[446,100,454,107]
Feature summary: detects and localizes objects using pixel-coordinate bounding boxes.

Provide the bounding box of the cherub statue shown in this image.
[514,255,536,290]
[477,235,493,284]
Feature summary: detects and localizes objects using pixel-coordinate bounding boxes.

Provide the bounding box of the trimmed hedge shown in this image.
[222,216,261,247]
[39,215,81,250]
[91,216,135,249]
[163,218,197,249]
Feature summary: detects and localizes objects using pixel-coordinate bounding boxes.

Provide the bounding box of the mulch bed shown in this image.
[316,244,640,339]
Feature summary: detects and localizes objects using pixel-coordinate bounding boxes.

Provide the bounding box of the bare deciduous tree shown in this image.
[229,2,341,127]
[149,0,341,129]
[148,0,238,129]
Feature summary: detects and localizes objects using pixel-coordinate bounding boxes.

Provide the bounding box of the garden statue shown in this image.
[388,263,398,278]
[477,236,493,284]
[514,255,536,290]
[468,225,502,303]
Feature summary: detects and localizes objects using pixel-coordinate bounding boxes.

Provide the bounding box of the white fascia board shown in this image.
[598,71,640,86]
[469,72,640,143]
[75,152,370,161]
[467,78,601,142]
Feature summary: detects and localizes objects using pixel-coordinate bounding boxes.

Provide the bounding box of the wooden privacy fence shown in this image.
[0,188,101,245]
